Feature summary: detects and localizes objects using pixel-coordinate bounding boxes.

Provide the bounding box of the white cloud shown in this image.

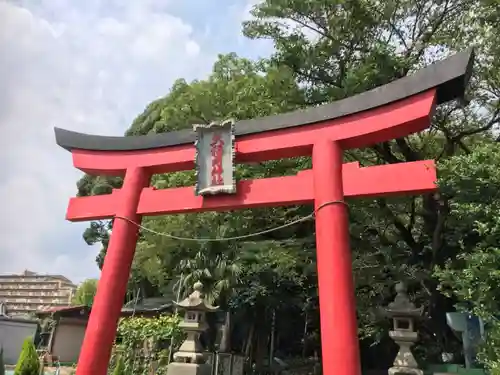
[0,0,263,283]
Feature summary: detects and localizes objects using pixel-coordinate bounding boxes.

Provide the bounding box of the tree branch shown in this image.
[376,199,422,255]
[371,142,404,164]
[455,106,500,138]
[396,137,421,161]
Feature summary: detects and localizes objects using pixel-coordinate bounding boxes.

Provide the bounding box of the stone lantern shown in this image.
[167,281,219,375]
[384,282,424,375]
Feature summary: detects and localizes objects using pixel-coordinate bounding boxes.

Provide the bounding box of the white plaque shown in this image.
[194,119,236,196]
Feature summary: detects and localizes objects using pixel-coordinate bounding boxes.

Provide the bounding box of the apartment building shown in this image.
[0,270,77,317]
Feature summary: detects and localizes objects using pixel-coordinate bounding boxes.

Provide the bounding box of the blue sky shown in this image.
[0,0,273,283]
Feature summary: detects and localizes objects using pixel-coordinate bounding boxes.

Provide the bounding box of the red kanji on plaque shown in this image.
[210,133,225,185]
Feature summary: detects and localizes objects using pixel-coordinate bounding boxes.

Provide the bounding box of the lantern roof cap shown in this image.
[385,282,423,318]
[174,281,219,312]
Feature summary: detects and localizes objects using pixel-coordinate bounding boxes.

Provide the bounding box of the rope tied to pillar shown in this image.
[314,200,349,213]
[113,200,348,243]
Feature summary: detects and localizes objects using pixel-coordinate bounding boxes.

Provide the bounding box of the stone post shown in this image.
[384,282,424,375]
[167,281,219,375]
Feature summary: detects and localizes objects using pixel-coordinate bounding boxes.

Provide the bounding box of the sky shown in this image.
[0,0,273,283]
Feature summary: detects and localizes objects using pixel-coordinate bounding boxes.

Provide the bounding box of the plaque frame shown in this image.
[194,119,236,196]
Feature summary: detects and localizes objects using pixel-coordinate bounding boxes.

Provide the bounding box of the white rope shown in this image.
[114,200,347,242]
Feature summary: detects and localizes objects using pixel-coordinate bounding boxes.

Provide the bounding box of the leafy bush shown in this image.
[112,355,125,375]
[112,314,182,374]
[14,337,40,375]
[436,143,500,372]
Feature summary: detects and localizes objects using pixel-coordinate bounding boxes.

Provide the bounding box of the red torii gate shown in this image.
[55,50,473,375]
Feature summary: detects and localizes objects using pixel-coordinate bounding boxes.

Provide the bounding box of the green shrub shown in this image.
[14,337,40,375]
[112,355,125,375]
[0,347,5,375]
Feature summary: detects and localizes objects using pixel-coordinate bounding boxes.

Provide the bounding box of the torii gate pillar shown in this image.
[74,167,150,372]
[313,140,359,374]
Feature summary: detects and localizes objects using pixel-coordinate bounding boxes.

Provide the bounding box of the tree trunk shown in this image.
[245,322,255,358]
[302,310,309,358]
[219,310,232,352]
[255,315,269,368]
[204,312,218,351]
[269,309,276,366]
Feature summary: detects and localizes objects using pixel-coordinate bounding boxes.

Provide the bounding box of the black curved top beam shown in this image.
[55,49,474,152]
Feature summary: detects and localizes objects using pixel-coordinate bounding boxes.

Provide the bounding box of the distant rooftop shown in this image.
[37,305,89,314]
[121,297,173,315]
[36,297,174,318]
[0,270,76,286]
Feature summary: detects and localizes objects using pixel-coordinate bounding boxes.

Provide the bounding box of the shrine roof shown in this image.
[121,297,173,315]
[36,305,90,317]
[55,49,474,152]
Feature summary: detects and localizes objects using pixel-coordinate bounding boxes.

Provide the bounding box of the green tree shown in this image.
[175,244,242,352]
[112,355,125,375]
[115,315,182,374]
[14,338,40,375]
[72,279,98,307]
[435,142,500,372]
[231,242,317,361]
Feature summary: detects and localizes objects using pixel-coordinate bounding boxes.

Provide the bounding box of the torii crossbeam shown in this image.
[55,49,473,375]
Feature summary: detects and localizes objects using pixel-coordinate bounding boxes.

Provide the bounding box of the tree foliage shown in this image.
[113,315,182,375]
[111,355,125,375]
[14,338,40,375]
[435,142,500,372]
[74,0,500,371]
[72,279,98,307]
